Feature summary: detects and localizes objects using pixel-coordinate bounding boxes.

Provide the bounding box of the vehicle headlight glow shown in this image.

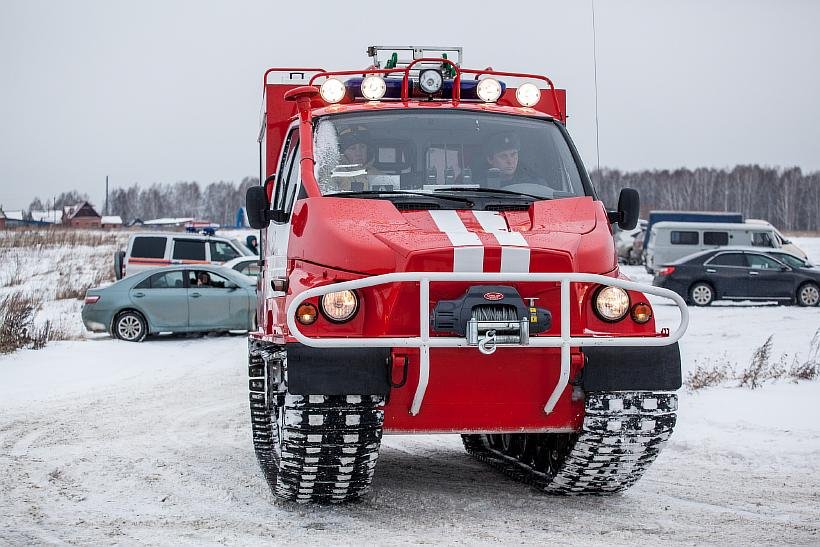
[516,82,541,107]
[296,303,318,325]
[360,75,386,100]
[594,286,630,322]
[476,78,502,102]
[630,302,653,324]
[418,69,443,94]
[320,290,359,322]
[319,78,346,104]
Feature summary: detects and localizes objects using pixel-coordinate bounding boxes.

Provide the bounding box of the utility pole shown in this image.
[105,175,109,216]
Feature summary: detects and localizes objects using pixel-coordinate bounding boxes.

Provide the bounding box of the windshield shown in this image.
[313,111,587,200]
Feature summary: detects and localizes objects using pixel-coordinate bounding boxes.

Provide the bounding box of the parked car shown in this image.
[614,220,646,264]
[652,247,819,307]
[223,256,261,281]
[83,264,257,342]
[114,232,256,279]
[645,221,807,273]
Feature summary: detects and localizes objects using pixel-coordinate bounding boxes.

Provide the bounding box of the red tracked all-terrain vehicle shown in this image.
[245,46,689,503]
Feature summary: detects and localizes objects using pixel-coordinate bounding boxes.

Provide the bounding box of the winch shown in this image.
[431,285,551,354]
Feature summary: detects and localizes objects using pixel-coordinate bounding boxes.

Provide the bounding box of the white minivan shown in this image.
[645,221,807,273]
[115,232,255,279]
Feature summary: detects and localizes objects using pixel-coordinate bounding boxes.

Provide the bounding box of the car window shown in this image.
[751,232,774,247]
[671,231,698,245]
[703,231,729,245]
[747,254,782,269]
[188,270,231,289]
[173,240,206,261]
[151,271,185,288]
[771,253,806,269]
[210,241,240,262]
[131,236,167,259]
[236,261,260,276]
[708,253,747,267]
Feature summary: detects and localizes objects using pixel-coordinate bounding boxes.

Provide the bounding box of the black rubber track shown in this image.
[462,391,677,494]
[248,343,384,503]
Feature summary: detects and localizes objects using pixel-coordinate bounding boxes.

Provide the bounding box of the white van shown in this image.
[115,232,255,278]
[645,221,807,273]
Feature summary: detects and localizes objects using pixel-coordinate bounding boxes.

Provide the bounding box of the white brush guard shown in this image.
[286,272,689,416]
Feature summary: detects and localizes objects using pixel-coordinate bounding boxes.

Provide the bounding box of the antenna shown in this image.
[591,0,602,176]
[105,175,109,215]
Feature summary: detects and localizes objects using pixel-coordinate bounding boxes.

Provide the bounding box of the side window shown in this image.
[747,254,781,269]
[703,231,729,245]
[670,231,699,245]
[189,270,230,289]
[772,253,805,269]
[272,129,299,209]
[173,240,206,261]
[209,241,240,262]
[708,253,747,267]
[149,271,185,289]
[274,141,302,214]
[751,232,774,247]
[131,237,167,259]
[236,261,260,276]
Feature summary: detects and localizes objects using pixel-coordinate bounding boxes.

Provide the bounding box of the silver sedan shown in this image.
[82,265,257,342]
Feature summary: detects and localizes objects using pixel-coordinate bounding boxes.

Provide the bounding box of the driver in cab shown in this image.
[484,131,540,188]
[331,126,380,192]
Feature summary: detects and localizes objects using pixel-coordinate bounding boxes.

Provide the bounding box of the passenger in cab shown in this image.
[484,131,541,188]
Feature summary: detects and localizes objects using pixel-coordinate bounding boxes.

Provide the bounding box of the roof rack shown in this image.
[366,45,463,70]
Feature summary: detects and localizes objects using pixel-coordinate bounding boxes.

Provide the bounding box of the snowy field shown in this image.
[1,236,819,544]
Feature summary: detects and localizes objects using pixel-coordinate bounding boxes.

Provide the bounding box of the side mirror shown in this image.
[608,188,640,230]
[246,185,270,229]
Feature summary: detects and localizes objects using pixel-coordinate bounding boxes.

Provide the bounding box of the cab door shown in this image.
[703,252,748,297]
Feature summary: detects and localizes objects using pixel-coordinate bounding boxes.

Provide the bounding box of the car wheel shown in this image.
[114,311,148,342]
[689,282,714,306]
[797,282,820,307]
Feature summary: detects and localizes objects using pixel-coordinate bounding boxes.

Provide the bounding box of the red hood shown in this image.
[288,196,616,275]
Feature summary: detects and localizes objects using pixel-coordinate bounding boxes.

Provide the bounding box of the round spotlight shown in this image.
[296,302,319,325]
[593,286,630,322]
[516,82,541,107]
[361,75,386,101]
[418,69,443,94]
[320,290,359,323]
[476,78,502,102]
[319,78,346,104]
[630,302,653,324]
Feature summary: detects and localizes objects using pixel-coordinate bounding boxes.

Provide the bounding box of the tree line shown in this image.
[591,165,820,232]
[28,178,259,227]
[24,165,820,231]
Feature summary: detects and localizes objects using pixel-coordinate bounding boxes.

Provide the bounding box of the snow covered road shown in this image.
[1,329,819,545]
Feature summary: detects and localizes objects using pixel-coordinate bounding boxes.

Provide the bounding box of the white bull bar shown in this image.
[286,273,689,416]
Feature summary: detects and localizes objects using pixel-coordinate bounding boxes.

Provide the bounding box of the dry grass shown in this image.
[0,227,122,249]
[685,330,820,390]
[0,292,49,354]
[0,251,25,287]
[54,270,109,300]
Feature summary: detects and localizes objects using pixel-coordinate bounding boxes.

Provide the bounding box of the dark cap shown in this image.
[486,131,521,156]
[339,126,370,151]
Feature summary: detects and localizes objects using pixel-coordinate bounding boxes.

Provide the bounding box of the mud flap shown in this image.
[286,343,391,396]
[581,342,682,391]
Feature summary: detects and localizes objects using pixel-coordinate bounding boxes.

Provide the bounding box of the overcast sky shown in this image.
[1,0,818,210]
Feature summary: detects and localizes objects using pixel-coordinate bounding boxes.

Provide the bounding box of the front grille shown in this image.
[394,202,442,210]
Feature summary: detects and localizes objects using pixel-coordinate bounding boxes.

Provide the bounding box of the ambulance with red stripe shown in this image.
[245,46,688,503]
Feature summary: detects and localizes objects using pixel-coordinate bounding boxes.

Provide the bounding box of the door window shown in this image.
[273,141,302,214]
[188,270,231,289]
[747,254,782,269]
[707,253,747,267]
[771,253,806,269]
[670,231,698,245]
[236,261,260,276]
[751,232,775,247]
[209,241,240,262]
[131,237,167,259]
[703,231,729,245]
[173,240,206,261]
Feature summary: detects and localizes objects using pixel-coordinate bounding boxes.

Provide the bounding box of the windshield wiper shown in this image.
[432,187,549,200]
[329,190,474,205]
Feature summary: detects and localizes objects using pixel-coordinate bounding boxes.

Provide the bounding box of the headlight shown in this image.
[476,78,502,102]
[594,286,630,322]
[418,69,443,94]
[361,75,386,100]
[320,290,359,322]
[319,78,346,104]
[516,82,541,107]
